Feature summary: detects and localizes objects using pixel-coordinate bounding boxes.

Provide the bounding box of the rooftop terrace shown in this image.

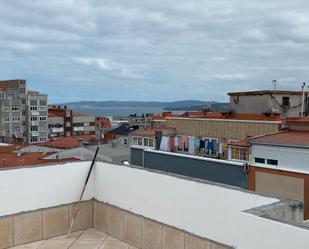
[0,161,309,249]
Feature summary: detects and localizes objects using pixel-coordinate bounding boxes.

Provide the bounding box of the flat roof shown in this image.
[249,130,309,148]
[228,90,302,96]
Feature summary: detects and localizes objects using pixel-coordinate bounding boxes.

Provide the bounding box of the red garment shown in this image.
[168,136,175,152]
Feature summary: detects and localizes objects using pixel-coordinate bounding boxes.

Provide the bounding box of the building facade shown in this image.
[48,105,95,138]
[26,90,48,143]
[165,115,281,158]
[0,80,27,143]
[248,129,309,219]
[228,90,307,117]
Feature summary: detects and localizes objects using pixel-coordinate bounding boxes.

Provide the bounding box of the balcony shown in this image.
[51,127,64,133]
[0,162,308,249]
[74,127,84,132]
[31,111,40,116]
[31,131,39,137]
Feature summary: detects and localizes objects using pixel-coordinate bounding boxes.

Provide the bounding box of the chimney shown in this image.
[16,146,21,157]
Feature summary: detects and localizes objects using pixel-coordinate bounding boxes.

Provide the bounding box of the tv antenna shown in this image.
[272,80,278,90]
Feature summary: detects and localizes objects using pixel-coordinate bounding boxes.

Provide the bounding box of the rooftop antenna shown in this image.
[301,82,306,117]
[272,80,278,90]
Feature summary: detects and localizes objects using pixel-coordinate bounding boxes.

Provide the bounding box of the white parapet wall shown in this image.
[0,161,94,216]
[94,162,309,249]
[0,161,309,249]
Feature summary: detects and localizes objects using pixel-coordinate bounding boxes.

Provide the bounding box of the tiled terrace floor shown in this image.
[9,228,137,249]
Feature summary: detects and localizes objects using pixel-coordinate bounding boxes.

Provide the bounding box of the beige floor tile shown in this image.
[69,240,103,249]
[49,231,83,241]
[9,240,45,249]
[104,236,118,241]
[100,240,130,249]
[78,229,107,241]
[38,240,73,249]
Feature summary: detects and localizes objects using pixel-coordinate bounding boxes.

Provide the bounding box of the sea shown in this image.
[74,106,185,118]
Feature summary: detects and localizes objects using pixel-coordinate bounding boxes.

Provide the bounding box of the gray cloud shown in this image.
[0,0,309,102]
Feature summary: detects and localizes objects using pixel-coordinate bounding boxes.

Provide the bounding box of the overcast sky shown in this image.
[0,0,309,103]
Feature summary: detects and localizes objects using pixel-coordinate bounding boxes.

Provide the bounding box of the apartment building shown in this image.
[228,90,307,117]
[48,105,95,138]
[165,113,282,158]
[26,90,48,143]
[0,80,27,143]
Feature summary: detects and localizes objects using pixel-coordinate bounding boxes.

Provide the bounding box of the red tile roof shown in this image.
[131,127,176,137]
[0,152,78,168]
[0,145,27,153]
[35,135,95,149]
[249,130,309,148]
[228,139,250,147]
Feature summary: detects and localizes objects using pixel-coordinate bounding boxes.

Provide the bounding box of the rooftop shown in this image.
[0,161,308,249]
[228,90,303,96]
[131,127,176,137]
[249,130,309,148]
[36,135,96,149]
[0,152,78,168]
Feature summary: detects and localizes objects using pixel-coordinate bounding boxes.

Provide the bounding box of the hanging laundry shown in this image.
[194,138,200,150]
[174,136,179,147]
[168,136,175,152]
[160,136,169,151]
[199,140,205,149]
[188,136,195,154]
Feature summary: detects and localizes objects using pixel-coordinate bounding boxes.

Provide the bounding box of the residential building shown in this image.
[48,105,96,138]
[26,90,48,144]
[248,127,309,219]
[131,127,176,149]
[228,90,308,117]
[165,113,282,158]
[0,80,27,143]
[128,113,152,129]
[95,117,111,140]
[103,124,139,146]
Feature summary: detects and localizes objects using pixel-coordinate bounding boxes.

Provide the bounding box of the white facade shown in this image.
[251,144,309,173]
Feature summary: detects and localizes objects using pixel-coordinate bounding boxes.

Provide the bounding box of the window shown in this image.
[39,116,47,121]
[4,106,9,112]
[39,126,46,132]
[30,100,37,105]
[144,138,149,147]
[5,129,10,135]
[4,117,10,123]
[39,137,47,141]
[149,138,154,148]
[0,93,5,99]
[30,106,38,111]
[282,97,290,107]
[39,100,46,106]
[133,137,138,145]
[254,157,265,164]
[138,137,143,146]
[12,127,20,133]
[267,159,278,166]
[31,126,38,131]
[12,116,20,122]
[31,137,38,143]
[39,106,46,111]
[30,117,38,121]
[12,106,20,112]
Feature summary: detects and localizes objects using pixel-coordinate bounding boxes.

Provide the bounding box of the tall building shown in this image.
[26,90,48,143]
[0,80,27,143]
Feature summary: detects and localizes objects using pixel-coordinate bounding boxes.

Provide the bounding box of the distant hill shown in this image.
[56,100,230,116]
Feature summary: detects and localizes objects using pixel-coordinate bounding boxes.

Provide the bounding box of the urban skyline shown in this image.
[1,1,309,102]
